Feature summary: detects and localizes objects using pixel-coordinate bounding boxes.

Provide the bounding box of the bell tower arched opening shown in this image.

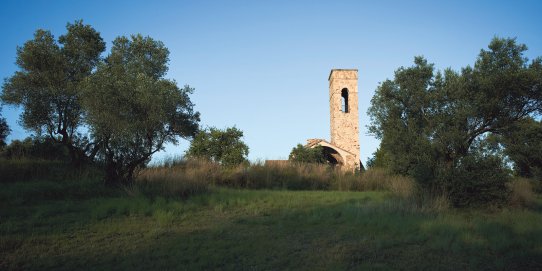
[341,88,349,113]
[322,146,344,166]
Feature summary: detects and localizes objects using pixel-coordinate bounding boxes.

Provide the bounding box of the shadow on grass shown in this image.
[2,190,542,270]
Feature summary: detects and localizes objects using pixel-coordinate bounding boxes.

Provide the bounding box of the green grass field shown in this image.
[1,177,542,270]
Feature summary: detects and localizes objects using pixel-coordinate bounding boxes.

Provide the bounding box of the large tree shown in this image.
[83,34,200,185]
[1,20,105,162]
[186,127,249,167]
[368,37,542,205]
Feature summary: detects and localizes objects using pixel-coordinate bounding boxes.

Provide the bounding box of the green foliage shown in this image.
[499,118,542,181]
[366,148,391,168]
[368,56,442,178]
[1,137,69,161]
[185,127,249,167]
[288,144,326,164]
[1,21,202,185]
[83,34,200,185]
[0,112,9,148]
[1,20,105,162]
[368,37,542,207]
[440,154,512,208]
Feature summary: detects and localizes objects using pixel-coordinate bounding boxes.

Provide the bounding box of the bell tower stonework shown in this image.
[303,69,361,171]
[329,69,360,170]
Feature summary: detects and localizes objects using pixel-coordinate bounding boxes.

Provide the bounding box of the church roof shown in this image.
[305,138,355,157]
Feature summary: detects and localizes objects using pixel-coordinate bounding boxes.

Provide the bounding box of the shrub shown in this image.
[444,155,511,208]
[0,158,100,183]
[288,144,326,164]
[1,137,70,161]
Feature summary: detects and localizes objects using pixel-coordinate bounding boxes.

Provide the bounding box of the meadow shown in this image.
[1,160,541,270]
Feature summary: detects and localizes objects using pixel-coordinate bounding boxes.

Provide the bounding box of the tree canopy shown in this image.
[1,20,105,162]
[84,34,200,185]
[186,127,249,167]
[368,37,542,206]
[1,21,201,184]
[288,144,326,164]
[499,118,542,181]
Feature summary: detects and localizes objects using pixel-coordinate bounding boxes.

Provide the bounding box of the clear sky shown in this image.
[1,0,542,164]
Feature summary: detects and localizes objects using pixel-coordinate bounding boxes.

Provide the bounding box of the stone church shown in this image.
[306,69,362,171]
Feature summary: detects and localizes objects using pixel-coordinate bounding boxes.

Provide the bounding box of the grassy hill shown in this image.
[1,175,541,270]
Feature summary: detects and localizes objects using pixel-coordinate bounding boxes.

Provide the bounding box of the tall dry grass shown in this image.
[135,159,422,200]
[134,160,457,211]
[508,177,536,208]
[359,168,416,198]
[136,159,216,198]
[241,162,337,190]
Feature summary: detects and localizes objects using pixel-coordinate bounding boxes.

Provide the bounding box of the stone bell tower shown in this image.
[329,69,360,170]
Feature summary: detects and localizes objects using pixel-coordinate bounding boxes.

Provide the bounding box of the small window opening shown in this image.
[341,88,349,113]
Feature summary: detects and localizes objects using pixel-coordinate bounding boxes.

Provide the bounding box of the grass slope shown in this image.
[1,181,542,270]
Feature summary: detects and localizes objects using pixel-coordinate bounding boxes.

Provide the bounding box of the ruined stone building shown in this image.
[306,69,362,171]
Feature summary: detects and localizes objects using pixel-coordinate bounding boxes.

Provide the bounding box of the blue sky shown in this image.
[1,0,542,164]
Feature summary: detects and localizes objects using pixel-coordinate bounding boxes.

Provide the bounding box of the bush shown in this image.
[443,155,511,208]
[0,158,100,183]
[1,137,70,161]
[288,144,326,164]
